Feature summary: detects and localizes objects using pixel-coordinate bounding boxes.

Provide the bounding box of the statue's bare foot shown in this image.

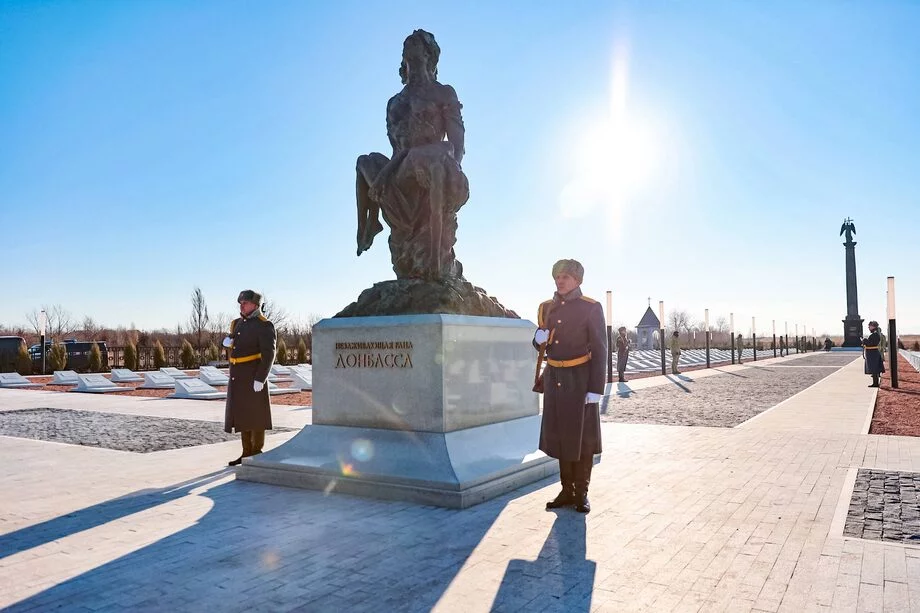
[357,219,385,256]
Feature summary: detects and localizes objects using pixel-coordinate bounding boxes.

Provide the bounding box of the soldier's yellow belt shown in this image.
[546,353,591,368]
[864,346,879,350]
[230,353,261,365]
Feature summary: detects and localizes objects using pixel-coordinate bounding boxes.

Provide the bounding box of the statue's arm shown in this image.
[441,85,465,165]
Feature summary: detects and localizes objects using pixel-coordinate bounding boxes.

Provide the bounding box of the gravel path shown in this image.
[769,353,861,367]
[601,362,853,428]
[0,408,295,453]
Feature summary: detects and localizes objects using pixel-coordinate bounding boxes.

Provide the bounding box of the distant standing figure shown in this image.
[670,331,681,374]
[879,331,888,362]
[824,338,832,352]
[615,326,630,382]
[736,333,744,364]
[779,336,786,357]
[223,290,277,467]
[862,320,885,387]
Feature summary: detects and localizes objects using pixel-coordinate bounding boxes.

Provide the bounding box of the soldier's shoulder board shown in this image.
[257,314,269,322]
[579,295,598,304]
[537,299,554,327]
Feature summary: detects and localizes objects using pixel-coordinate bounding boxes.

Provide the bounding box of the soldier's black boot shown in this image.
[546,461,576,509]
[230,431,253,466]
[574,457,593,514]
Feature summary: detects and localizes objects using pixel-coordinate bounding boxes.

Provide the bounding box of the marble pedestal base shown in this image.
[236,315,555,508]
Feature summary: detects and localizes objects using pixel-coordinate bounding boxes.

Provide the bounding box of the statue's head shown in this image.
[400,29,440,84]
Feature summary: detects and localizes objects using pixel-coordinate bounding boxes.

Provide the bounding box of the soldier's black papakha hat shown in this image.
[551,259,584,283]
[238,289,263,305]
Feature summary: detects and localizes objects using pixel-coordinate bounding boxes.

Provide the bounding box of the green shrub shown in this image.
[153,341,167,369]
[124,342,138,370]
[16,343,31,375]
[296,338,307,364]
[276,338,287,365]
[179,340,197,369]
[88,343,102,373]
[49,343,67,371]
[206,342,219,363]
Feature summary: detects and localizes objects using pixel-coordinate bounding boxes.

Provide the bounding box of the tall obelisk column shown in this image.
[841,218,863,346]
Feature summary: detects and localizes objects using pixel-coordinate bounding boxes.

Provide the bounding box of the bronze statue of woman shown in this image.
[355,30,470,281]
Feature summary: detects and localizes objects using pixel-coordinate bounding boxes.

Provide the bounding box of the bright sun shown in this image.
[559,44,660,227]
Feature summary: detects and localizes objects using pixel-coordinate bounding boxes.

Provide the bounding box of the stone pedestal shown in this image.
[842,315,864,348]
[237,315,556,508]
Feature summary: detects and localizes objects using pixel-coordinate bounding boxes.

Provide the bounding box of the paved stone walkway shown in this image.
[2,352,920,612]
[600,356,854,427]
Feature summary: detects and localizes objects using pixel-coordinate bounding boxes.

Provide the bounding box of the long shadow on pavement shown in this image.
[491,512,594,612]
[711,368,749,378]
[0,469,233,559]
[6,470,563,612]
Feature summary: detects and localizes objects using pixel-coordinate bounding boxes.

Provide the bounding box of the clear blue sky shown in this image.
[2,1,918,337]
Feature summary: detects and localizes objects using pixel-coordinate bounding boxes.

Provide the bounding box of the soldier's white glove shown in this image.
[534,329,549,344]
[585,392,602,404]
[253,380,265,392]
[222,336,233,348]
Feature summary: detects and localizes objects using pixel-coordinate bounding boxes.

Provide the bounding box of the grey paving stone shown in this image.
[843,468,920,543]
[0,408,294,453]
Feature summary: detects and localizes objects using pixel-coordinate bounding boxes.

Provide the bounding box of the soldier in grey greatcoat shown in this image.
[533,259,607,514]
[223,290,276,466]
[615,326,630,383]
[862,320,885,388]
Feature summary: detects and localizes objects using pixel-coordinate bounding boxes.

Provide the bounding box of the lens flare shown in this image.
[351,438,374,462]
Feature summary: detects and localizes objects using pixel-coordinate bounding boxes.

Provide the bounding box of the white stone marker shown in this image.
[73,374,129,393]
[160,367,193,379]
[265,371,292,383]
[0,373,42,388]
[198,368,229,386]
[287,369,312,391]
[267,381,298,396]
[51,370,80,385]
[138,372,176,389]
[270,364,292,375]
[110,368,144,383]
[169,378,226,400]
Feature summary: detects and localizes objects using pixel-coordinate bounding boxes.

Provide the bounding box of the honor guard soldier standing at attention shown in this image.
[862,320,885,388]
[532,259,607,514]
[223,290,277,466]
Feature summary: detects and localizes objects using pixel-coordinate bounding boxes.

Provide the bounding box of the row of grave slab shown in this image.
[0,364,312,399]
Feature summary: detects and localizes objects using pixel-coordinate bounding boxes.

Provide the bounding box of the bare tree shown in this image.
[261,295,288,328]
[667,309,692,336]
[81,316,100,340]
[715,316,728,333]
[26,304,74,339]
[188,286,210,353]
[211,311,232,340]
